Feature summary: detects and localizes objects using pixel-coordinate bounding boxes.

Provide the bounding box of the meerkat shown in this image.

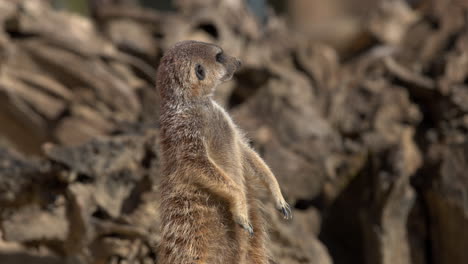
[156,40,291,264]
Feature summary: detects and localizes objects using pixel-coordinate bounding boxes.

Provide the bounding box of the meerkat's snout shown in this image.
[230,56,242,70]
[235,58,242,69]
[220,56,242,81]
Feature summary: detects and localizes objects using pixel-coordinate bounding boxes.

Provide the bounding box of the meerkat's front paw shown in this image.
[276,199,292,220]
[234,215,254,236]
[240,222,254,237]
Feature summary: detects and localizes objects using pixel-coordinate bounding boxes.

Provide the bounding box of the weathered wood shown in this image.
[0,0,467,264]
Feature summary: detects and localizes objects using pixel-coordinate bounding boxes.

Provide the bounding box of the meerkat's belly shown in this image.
[159,182,240,264]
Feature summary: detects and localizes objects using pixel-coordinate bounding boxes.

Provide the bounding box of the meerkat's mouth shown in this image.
[221,72,235,81]
[220,58,241,82]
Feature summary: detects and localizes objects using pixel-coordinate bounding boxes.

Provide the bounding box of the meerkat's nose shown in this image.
[235,59,242,69]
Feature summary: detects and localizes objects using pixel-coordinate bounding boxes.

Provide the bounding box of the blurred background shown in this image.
[0,0,467,263]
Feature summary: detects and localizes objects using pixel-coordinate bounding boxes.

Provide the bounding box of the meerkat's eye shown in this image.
[216,52,225,63]
[195,64,205,80]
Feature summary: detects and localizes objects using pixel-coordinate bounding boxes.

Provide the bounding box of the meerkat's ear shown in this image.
[195,64,205,80]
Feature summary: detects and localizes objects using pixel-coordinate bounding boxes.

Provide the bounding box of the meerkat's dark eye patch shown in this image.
[195,64,205,80]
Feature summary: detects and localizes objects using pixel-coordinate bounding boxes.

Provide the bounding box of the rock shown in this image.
[0,0,467,264]
[45,132,157,217]
[2,202,68,242]
[360,128,421,264]
[425,142,468,264]
[267,205,332,264]
[0,148,41,206]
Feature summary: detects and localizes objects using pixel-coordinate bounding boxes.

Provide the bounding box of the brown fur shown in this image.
[156,40,291,264]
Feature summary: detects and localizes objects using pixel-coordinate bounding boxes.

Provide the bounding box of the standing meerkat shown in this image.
[157,40,291,264]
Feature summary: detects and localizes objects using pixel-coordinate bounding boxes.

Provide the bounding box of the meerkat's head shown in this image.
[157,40,241,100]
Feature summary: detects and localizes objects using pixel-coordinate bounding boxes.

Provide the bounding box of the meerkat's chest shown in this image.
[202,102,243,173]
[203,102,238,142]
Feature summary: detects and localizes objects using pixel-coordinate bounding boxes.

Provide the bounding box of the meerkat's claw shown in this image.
[246,223,254,237]
[234,214,254,235]
[238,222,254,236]
[279,203,292,220]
